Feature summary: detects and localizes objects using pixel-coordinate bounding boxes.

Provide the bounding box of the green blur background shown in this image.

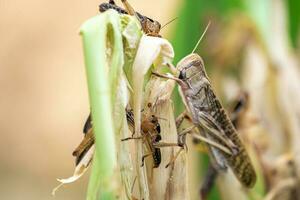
[172,0,300,200]
[1,0,299,199]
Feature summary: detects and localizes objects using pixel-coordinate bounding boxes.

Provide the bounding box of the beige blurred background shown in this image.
[0,0,179,199]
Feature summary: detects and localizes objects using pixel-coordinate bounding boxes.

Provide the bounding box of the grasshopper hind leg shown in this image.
[120,0,137,16]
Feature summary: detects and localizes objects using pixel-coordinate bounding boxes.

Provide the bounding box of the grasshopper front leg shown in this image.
[165,111,232,168]
[163,111,193,168]
[121,136,143,141]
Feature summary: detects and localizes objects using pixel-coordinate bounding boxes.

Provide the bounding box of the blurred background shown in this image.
[0,0,178,199]
[0,0,299,199]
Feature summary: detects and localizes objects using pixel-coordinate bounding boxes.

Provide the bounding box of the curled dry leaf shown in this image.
[131,35,188,200]
[52,146,95,195]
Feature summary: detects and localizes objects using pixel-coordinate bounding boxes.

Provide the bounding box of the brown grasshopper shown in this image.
[153,54,257,188]
[74,0,169,167]
[122,106,162,168]
[200,92,251,199]
[99,0,161,37]
[122,103,180,168]
[74,104,179,168]
[73,108,162,167]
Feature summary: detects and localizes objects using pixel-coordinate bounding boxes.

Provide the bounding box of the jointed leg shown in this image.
[153,142,180,148]
[164,126,196,168]
[152,71,183,84]
[165,148,184,168]
[152,141,184,168]
[159,115,194,168]
[141,153,152,167]
[121,0,139,19]
[198,112,238,153]
[121,136,143,141]
[177,125,197,149]
[178,125,196,136]
[191,133,232,155]
[165,126,232,168]
[175,111,194,150]
[176,110,192,128]
[166,63,178,75]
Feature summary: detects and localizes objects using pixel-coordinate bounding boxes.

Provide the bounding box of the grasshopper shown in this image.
[74,0,167,166]
[200,92,251,199]
[153,54,257,188]
[122,106,162,168]
[99,0,161,37]
[74,105,179,168]
[122,103,181,168]
[73,108,161,167]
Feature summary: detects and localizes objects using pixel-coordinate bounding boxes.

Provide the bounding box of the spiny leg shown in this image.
[121,136,143,142]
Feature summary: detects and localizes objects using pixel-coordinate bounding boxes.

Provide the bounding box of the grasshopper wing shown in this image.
[196,85,256,188]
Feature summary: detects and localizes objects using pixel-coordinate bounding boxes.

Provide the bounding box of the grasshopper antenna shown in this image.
[191,21,211,53]
[161,17,178,30]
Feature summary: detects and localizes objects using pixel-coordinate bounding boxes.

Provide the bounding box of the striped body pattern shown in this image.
[177,53,256,187]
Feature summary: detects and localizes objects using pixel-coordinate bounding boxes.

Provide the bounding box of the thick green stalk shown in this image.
[80,11,121,200]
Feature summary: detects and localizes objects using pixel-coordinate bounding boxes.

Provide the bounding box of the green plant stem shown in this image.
[80,12,119,200]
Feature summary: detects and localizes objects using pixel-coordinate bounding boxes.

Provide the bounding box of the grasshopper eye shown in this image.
[148,17,154,22]
[178,70,186,80]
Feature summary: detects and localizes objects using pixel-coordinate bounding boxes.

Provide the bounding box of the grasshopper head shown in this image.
[177,53,207,81]
[141,17,161,37]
